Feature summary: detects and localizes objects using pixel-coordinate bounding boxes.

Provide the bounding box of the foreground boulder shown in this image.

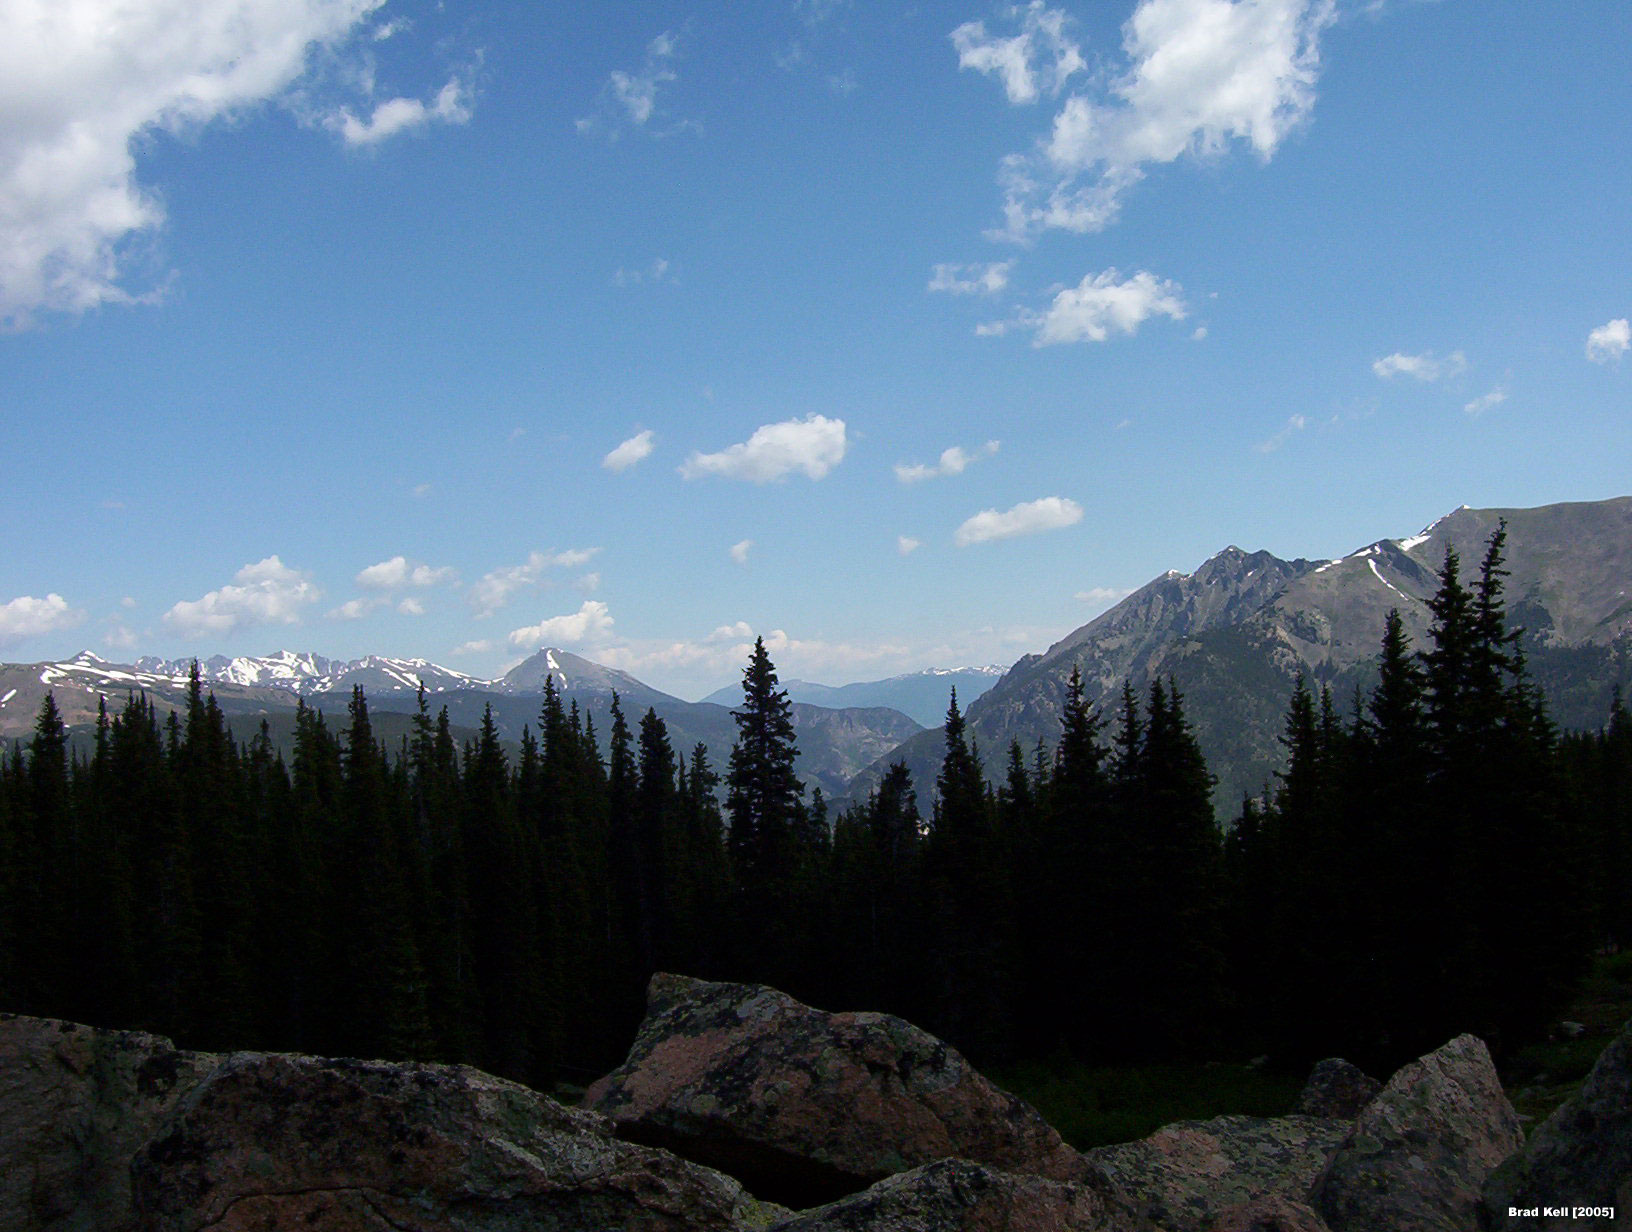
[585,974,1084,1207]
[1293,1059,1381,1121]
[767,1157,1152,1232]
[1481,1017,1632,1230]
[131,1051,785,1232]
[1082,1114,1349,1232]
[1312,1034,1522,1232]
[0,1014,215,1232]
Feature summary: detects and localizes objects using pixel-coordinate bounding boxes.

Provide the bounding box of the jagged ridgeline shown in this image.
[0,519,1629,1091]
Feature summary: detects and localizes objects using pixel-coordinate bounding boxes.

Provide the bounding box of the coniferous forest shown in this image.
[2,526,1629,1089]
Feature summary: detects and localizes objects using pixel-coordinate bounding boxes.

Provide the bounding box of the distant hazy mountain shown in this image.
[701,665,1006,728]
[1,646,922,802]
[848,496,1632,814]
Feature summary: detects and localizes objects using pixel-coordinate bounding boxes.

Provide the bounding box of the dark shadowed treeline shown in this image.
[1,527,1628,1084]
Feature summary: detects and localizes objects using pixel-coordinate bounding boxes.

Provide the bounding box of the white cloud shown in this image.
[574,572,602,593]
[329,74,472,146]
[0,0,396,325]
[453,638,493,655]
[981,0,1335,241]
[681,414,849,483]
[955,496,1084,546]
[1586,318,1630,364]
[163,556,319,636]
[397,596,425,616]
[928,261,1014,295]
[731,539,754,566]
[356,555,457,589]
[508,600,614,649]
[580,31,682,134]
[327,596,383,620]
[1462,387,1507,416]
[898,536,923,556]
[951,3,1086,105]
[412,482,433,498]
[612,257,675,287]
[603,429,656,472]
[709,621,755,642]
[895,440,1000,483]
[104,624,139,651]
[0,593,86,644]
[1371,349,1467,381]
[1076,586,1134,606]
[1255,413,1307,452]
[1192,325,1208,340]
[1030,268,1186,345]
[469,548,602,617]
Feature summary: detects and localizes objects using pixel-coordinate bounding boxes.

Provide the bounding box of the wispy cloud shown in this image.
[164,556,319,637]
[578,31,687,136]
[613,257,675,287]
[730,539,754,566]
[976,0,1335,242]
[328,74,473,146]
[508,600,615,649]
[1256,413,1307,452]
[681,414,849,482]
[1462,387,1507,416]
[951,2,1086,105]
[895,440,1000,483]
[0,593,86,644]
[897,536,923,556]
[955,496,1083,546]
[603,429,656,472]
[928,261,1014,295]
[1372,349,1467,381]
[1586,318,1630,364]
[470,548,602,617]
[1076,586,1134,607]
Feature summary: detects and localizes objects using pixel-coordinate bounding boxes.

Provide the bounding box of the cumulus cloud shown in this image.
[928,261,1014,295]
[1371,349,1467,381]
[508,600,614,649]
[327,596,383,620]
[397,597,425,616]
[1022,269,1187,345]
[951,3,1086,105]
[356,555,457,589]
[898,536,923,556]
[328,74,472,146]
[895,440,1000,483]
[680,414,848,483]
[469,548,601,617]
[954,496,1084,546]
[0,593,86,644]
[980,0,1335,241]
[1586,318,1630,364]
[163,556,319,636]
[730,539,754,566]
[709,621,755,642]
[0,0,461,325]
[1463,387,1507,416]
[603,429,656,472]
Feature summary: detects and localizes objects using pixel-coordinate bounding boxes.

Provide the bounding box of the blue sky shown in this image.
[2,0,1628,699]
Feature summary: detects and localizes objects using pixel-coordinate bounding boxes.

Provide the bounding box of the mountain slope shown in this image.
[848,496,1632,814]
[702,666,1006,728]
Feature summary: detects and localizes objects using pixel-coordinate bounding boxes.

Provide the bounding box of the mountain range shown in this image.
[4,496,1627,814]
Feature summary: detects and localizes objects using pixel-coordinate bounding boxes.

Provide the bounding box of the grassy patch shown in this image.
[1499,951,1632,1130]
[991,1057,1304,1150]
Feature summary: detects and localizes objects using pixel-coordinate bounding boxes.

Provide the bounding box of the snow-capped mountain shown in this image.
[130,652,480,695]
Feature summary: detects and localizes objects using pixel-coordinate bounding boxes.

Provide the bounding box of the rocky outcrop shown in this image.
[0,1013,215,1232]
[1481,1018,1632,1230]
[585,973,1084,1207]
[1083,1114,1349,1232]
[1312,1034,1523,1232]
[1293,1059,1381,1120]
[131,1050,782,1232]
[1208,1195,1332,1232]
[766,1157,1150,1232]
[0,1013,783,1232]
